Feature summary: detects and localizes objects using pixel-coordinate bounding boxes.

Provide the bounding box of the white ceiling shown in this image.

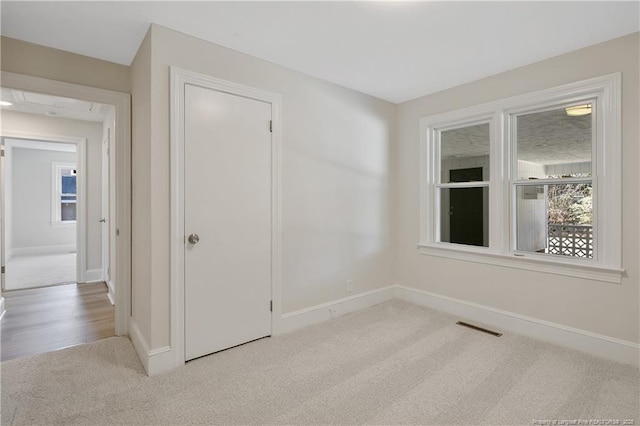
[1,1,638,103]
[1,88,109,122]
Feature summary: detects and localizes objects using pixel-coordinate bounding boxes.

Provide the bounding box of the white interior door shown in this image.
[101,131,110,283]
[184,83,272,361]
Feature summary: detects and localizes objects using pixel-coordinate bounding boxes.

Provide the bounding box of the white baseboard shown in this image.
[278,286,396,334]
[0,296,5,321]
[129,318,174,376]
[9,244,76,258]
[395,285,640,367]
[130,284,638,375]
[82,269,103,283]
[106,281,115,306]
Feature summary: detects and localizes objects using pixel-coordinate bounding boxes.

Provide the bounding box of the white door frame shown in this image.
[170,67,282,369]
[1,134,86,286]
[0,71,132,336]
[0,142,5,318]
[101,128,112,300]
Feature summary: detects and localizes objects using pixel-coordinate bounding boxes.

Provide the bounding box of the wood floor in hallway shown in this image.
[1,282,115,361]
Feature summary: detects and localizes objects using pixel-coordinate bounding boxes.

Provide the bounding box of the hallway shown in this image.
[1,282,114,361]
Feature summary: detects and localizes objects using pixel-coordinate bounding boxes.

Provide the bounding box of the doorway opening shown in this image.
[0,73,130,360]
[2,137,82,291]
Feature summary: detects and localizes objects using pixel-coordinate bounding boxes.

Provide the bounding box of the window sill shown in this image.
[51,221,76,228]
[417,243,624,284]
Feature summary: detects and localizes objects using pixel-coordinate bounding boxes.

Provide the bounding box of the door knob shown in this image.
[99,218,106,223]
[187,233,200,245]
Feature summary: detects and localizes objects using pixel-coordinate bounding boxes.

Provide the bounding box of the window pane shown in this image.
[516,182,593,258]
[440,123,490,183]
[61,203,77,221]
[516,104,592,180]
[439,187,488,247]
[61,175,77,195]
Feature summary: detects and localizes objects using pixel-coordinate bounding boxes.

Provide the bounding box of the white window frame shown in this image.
[51,161,77,226]
[419,73,622,283]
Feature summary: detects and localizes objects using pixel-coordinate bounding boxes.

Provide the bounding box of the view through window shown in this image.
[513,103,593,259]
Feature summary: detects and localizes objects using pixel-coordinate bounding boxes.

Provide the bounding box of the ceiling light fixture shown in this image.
[565,104,592,116]
[0,101,13,106]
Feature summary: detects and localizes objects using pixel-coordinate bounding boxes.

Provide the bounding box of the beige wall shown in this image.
[1,37,130,93]
[395,32,640,343]
[131,25,396,350]
[10,147,76,250]
[3,25,636,354]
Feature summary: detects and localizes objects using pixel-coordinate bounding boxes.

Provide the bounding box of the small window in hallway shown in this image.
[52,163,77,224]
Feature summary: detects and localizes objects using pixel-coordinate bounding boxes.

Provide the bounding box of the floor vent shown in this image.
[456,321,503,337]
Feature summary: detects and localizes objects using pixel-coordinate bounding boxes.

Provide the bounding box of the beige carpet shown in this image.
[1,300,638,425]
[5,253,76,290]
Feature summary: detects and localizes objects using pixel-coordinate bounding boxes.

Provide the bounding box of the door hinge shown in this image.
[1,149,4,157]
[270,300,273,312]
[269,120,272,133]
[1,266,5,274]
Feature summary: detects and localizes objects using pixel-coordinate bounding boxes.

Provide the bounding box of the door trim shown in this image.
[1,134,86,286]
[101,128,112,297]
[170,67,282,369]
[0,71,132,336]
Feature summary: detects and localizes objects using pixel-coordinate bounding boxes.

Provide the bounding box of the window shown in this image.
[437,122,490,247]
[512,104,594,259]
[419,74,621,282]
[52,162,77,224]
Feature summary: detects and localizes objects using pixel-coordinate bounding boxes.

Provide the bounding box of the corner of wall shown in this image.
[277,285,396,334]
[128,317,174,376]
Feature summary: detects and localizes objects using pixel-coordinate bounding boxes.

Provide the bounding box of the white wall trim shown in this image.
[82,269,103,283]
[0,296,5,321]
[395,284,639,366]
[169,67,283,370]
[129,318,149,374]
[128,319,149,372]
[0,71,132,337]
[3,138,75,152]
[279,286,396,334]
[129,318,175,376]
[129,318,174,376]
[418,245,624,284]
[133,281,637,373]
[106,280,115,305]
